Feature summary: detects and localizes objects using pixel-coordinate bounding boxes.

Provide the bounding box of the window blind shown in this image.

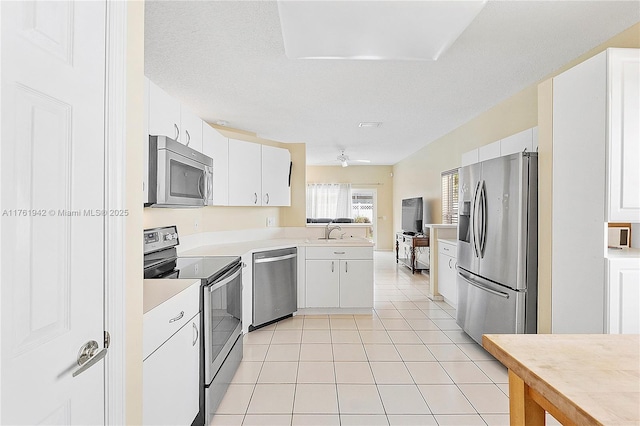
[441,168,459,224]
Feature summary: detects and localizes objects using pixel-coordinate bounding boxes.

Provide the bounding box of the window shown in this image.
[351,190,373,224]
[306,183,352,219]
[441,168,459,224]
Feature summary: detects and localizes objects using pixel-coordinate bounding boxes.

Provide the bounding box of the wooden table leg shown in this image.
[508,370,545,425]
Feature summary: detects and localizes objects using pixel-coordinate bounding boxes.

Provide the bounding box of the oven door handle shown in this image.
[206,266,242,293]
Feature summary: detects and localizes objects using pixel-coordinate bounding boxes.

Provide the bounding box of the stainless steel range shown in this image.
[143,226,242,426]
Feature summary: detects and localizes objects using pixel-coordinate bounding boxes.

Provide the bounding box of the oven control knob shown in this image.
[165,234,173,241]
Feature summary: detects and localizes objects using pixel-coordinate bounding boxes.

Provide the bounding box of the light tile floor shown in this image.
[211,252,559,426]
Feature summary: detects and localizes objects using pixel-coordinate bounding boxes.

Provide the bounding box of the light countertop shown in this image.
[143,279,199,314]
[606,247,640,259]
[483,334,640,426]
[182,237,373,257]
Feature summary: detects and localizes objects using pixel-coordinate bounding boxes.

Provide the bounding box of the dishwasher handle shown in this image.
[253,253,297,264]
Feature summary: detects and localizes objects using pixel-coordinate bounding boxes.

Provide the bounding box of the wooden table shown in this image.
[482,334,640,426]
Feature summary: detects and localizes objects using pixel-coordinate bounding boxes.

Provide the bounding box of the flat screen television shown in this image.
[401,197,423,235]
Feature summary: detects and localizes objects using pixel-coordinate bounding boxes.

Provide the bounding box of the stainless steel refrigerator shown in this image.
[456,152,538,345]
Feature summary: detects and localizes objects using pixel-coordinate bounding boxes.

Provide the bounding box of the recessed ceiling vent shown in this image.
[358,122,382,128]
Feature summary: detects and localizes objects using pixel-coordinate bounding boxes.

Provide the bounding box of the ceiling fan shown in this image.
[337,150,370,167]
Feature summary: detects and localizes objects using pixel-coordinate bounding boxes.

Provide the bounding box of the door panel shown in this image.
[1,1,106,424]
[478,153,527,290]
[456,163,480,275]
[456,271,524,345]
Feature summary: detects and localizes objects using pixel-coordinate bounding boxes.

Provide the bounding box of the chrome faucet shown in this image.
[325,224,342,239]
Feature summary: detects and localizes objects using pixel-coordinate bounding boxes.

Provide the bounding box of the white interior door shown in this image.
[1,1,107,424]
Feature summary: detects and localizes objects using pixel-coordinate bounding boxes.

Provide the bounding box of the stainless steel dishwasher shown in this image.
[251,247,297,330]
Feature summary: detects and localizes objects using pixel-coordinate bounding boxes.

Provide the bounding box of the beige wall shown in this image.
[143,126,307,235]
[126,2,144,424]
[392,22,640,334]
[306,166,394,250]
[392,86,538,232]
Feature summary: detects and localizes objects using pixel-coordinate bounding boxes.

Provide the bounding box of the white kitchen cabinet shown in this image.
[607,258,640,334]
[500,128,535,157]
[305,259,340,308]
[228,138,262,206]
[305,246,373,309]
[202,124,229,206]
[607,49,640,222]
[143,279,200,426]
[147,78,204,151]
[339,259,374,308]
[478,140,501,162]
[143,313,200,426]
[552,48,640,333]
[461,149,478,167]
[179,106,203,152]
[437,239,457,309]
[227,139,291,207]
[461,127,538,168]
[148,79,181,141]
[261,145,291,206]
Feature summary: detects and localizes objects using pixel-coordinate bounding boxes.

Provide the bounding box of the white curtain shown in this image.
[306,183,352,219]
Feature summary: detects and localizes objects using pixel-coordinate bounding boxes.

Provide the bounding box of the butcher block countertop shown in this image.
[482,334,640,426]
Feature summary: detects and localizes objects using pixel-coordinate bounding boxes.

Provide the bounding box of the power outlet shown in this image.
[266,217,275,227]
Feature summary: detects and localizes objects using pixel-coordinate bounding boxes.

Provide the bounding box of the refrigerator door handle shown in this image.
[472,181,481,258]
[457,271,510,299]
[479,180,487,257]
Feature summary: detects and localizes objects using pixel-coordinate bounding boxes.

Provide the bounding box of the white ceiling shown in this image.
[145,1,640,166]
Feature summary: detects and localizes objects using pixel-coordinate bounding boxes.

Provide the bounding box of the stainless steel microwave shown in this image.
[147,135,213,207]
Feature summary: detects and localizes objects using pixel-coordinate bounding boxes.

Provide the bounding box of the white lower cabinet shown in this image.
[437,240,458,309]
[607,258,640,334]
[339,259,374,308]
[143,312,200,426]
[306,260,340,307]
[305,247,373,309]
[143,281,201,426]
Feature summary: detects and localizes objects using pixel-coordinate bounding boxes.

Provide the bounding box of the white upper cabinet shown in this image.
[148,79,181,141]
[202,125,229,206]
[179,107,203,152]
[478,140,501,162]
[461,149,478,167]
[261,145,291,206]
[228,139,291,207]
[147,78,204,151]
[500,128,535,157]
[228,138,262,206]
[608,49,640,222]
[461,127,538,166]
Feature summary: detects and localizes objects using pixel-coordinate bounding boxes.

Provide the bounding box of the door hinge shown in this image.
[104,330,111,349]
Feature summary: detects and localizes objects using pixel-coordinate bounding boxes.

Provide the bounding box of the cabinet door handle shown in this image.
[331,261,334,273]
[345,261,348,273]
[169,311,184,323]
[334,251,345,255]
[174,123,180,141]
[264,193,270,204]
[448,258,453,269]
[192,322,199,346]
[185,129,191,147]
[254,192,258,204]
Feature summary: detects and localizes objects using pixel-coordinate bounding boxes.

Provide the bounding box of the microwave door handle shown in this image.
[197,173,204,198]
